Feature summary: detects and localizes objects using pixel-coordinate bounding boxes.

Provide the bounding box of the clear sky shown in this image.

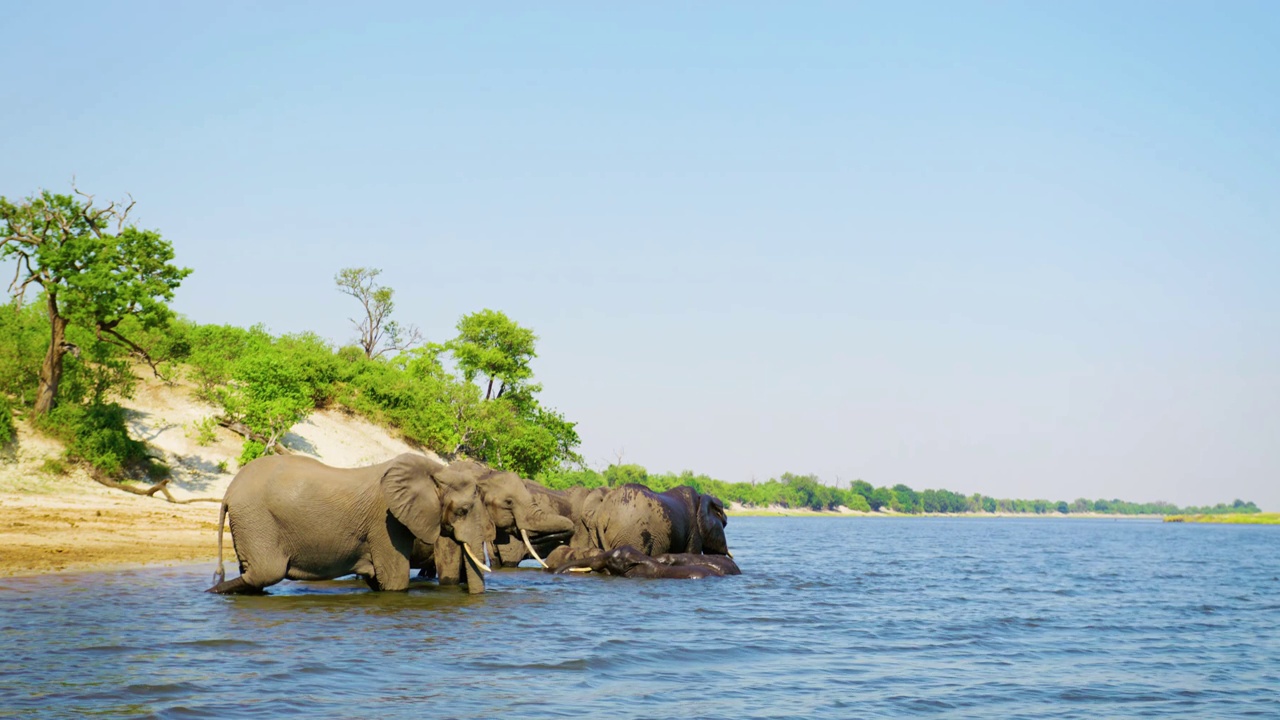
[4,3,1278,510]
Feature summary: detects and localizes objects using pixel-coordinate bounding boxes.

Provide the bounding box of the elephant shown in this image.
[572,484,730,557]
[475,466,577,567]
[410,461,577,580]
[208,453,495,595]
[547,545,740,579]
[484,483,609,567]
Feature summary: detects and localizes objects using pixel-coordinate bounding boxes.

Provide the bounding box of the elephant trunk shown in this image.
[515,504,575,535]
[462,542,489,594]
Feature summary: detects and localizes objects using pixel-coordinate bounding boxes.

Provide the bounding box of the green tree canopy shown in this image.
[447,309,537,400]
[0,188,190,414]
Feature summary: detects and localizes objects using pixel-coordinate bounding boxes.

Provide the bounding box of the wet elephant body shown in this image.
[412,462,577,577]
[486,483,603,567]
[209,453,494,594]
[547,545,739,579]
[574,484,730,557]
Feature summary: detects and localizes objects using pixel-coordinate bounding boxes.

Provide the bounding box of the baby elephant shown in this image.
[546,545,740,579]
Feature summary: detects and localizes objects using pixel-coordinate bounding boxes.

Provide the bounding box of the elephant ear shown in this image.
[380,453,446,544]
[701,493,728,527]
[697,493,730,555]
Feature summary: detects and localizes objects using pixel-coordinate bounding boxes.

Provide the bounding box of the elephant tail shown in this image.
[213,501,228,586]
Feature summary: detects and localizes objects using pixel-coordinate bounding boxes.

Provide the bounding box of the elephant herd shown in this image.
[207,453,738,595]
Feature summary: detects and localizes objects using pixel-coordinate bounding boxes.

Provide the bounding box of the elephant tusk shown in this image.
[727,550,734,559]
[521,528,549,568]
[568,567,593,573]
[463,543,492,574]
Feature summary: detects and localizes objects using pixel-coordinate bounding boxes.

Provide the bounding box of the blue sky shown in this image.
[4,3,1278,509]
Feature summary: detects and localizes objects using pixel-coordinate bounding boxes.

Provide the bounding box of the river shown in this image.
[2,517,1278,718]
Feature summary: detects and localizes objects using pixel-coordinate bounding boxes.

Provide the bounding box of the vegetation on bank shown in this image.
[0,185,1264,517]
[535,465,1260,517]
[1164,513,1280,525]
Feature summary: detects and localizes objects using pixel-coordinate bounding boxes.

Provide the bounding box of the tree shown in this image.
[217,352,313,463]
[604,463,649,488]
[869,486,893,511]
[335,267,422,359]
[892,484,921,513]
[447,309,537,400]
[0,187,191,415]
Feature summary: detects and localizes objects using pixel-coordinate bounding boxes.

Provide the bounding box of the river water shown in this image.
[1,518,1278,718]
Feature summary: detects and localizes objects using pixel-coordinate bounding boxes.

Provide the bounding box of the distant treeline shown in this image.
[536,466,1261,516]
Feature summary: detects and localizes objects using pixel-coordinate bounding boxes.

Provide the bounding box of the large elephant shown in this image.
[572,484,730,557]
[412,462,578,576]
[208,453,495,594]
[546,545,740,579]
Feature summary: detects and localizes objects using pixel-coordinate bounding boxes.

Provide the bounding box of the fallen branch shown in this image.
[217,419,294,454]
[89,474,221,504]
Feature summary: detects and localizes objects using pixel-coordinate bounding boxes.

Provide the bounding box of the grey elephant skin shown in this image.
[487,482,605,567]
[573,484,730,557]
[411,461,577,576]
[209,453,494,594]
[546,545,740,578]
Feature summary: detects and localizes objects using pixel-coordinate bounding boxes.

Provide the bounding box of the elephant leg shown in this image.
[206,576,267,595]
[367,558,410,592]
[461,551,486,594]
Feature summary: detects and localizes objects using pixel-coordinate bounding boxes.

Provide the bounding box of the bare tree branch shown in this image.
[96,326,164,378]
[217,418,295,455]
[89,474,221,504]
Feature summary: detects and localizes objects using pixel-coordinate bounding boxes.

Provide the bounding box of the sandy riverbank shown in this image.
[0,471,228,578]
[1,370,432,579]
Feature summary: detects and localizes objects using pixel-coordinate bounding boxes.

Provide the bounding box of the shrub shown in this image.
[40,457,68,476]
[185,416,219,446]
[238,440,266,466]
[38,402,152,479]
[844,493,872,512]
[217,351,313,457]
[0,395,14,448]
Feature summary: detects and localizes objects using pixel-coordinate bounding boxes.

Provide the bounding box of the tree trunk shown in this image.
[34,295,68,416]
[485,376,494,401]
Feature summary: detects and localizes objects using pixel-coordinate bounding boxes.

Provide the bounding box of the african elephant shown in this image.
[547,545,740,579]
[411,462,577,576]
[476,466,577,567]
[572,484,730,557]
[208,453,495,594]
[487,483,610,567]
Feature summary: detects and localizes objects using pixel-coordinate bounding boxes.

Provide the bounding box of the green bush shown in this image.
[38,402,152,479]
[238,440,266,466]
[0,298,50,406]
[0,395,15,447]
[186,324,272,401]
[185,415,219,446]
[40,457,68,476]
[844,493,872,512]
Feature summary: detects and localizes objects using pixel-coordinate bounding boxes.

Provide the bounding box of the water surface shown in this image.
[2,518,1278,718]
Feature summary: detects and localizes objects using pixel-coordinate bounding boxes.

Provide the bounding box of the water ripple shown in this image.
[1,518,1278,718]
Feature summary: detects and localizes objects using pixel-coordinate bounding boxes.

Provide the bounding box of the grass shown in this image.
[1164,513,1280,525]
